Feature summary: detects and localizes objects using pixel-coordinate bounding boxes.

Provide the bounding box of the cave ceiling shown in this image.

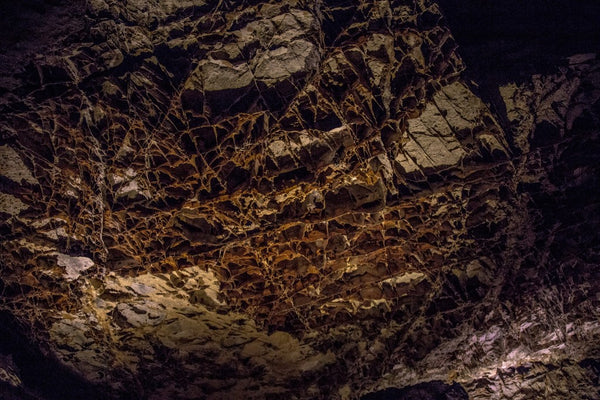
[0,0,599,399]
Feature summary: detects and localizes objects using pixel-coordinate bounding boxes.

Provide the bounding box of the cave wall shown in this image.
[0,1,599,399]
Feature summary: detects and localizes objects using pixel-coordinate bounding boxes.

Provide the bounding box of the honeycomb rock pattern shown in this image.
[0,0,475,330]
[0,1,599,399]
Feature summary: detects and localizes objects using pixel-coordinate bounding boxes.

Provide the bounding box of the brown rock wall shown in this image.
[0,0,598,399]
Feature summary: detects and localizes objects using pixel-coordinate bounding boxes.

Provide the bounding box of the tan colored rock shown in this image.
[0,145,37,185]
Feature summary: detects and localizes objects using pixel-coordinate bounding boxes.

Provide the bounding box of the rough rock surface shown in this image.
[0,1,599,399]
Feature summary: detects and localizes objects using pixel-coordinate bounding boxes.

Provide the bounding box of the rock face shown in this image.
[0,1,599,399]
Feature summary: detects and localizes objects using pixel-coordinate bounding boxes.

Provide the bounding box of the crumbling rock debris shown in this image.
[0,0,599,399]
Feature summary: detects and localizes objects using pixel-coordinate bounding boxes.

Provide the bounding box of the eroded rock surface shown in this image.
[0,0,598,399]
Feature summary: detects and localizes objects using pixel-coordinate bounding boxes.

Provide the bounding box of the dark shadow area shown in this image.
[0,311,111,400]
[361,380,468,400]
[0,0,72,50]
[437,0,600,148]
[0,0,85,94]
[437,0,600,83]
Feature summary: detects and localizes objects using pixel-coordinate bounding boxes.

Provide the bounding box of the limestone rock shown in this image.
[0,0,598,399]
[56,253,95,281]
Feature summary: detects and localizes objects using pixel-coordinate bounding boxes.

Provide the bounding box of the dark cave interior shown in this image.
[0,0,599,399]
